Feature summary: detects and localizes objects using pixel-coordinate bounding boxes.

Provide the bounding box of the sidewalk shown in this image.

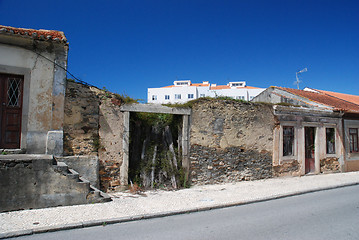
[1,172,359,239]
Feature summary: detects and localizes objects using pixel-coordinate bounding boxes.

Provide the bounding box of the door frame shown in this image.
[0,66,31,150]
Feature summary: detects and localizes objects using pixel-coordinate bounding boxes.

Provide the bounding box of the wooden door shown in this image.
[0,74,24,149]
[305,127,315,173]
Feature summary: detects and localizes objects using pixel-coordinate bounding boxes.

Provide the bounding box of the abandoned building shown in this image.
[0,25,68,155]
[0,25,109,212]
[253,86,359,173]
[1,25,359,213]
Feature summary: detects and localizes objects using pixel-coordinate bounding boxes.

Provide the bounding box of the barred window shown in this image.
[283,126,294,156]
[326,128,335,154]
[349,128,358,153]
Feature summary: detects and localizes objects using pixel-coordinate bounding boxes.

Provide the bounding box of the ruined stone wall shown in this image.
[320,157,340,173]
[64,81,100,155]
[272,160,300,177]
[190,99,276,185]
[64,81,124,192]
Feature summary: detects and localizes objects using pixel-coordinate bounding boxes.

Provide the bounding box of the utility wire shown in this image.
[31,49,99,89]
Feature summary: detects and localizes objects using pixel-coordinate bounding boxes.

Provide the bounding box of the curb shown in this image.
[1,181,358,239]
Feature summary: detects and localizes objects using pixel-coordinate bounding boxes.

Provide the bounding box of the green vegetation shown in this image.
[92,133,101,152]
[164,96,248,109]
[102,86,141,104]
[114,93,140,104]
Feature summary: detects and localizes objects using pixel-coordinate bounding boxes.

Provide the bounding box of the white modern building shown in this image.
[147,80,265,104]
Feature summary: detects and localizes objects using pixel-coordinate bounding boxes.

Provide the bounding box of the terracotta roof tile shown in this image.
[210,85,260,90]
[161,83,210,88]
[0,25,67,43]
[315,89,359,106]
[191,83,210,87]
[278,87,359,113]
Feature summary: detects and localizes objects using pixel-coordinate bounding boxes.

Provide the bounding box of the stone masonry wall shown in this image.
[64,81,100,156]
[64,81,124,192]
[190,99,276,185]
[320,157,340,173]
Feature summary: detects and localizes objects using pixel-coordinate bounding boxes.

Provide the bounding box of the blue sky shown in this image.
[1,0,358,101]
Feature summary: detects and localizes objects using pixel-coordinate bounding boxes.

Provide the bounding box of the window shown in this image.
[283,126,294,156]
[200,94,205,98]
[188,94,194,99]
[349,128,358,153]
[175,94,181,100]
[174,80,191,86]
[165,95,170,100]
[7,78,22,107]
[152,95,157,101]
[326,128,335,154]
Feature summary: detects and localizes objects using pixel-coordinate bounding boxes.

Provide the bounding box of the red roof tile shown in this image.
[161,83,210,88]
[278,87,359,113]
[315,89,359,106]
[161,83,261,90]
[210,85,260,90]
[0,25,67,43]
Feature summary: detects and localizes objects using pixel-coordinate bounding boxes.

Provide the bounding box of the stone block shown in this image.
[46,130,63,156]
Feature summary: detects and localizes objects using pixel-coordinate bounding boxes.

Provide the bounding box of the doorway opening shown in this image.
[305,127,316,174]
[120,104,191,190]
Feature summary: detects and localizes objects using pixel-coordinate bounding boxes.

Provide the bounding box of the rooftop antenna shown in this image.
[295,68,307,89]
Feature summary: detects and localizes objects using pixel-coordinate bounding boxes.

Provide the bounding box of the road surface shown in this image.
[13,185,359,240]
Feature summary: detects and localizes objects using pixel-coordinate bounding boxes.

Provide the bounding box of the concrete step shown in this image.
[53,161,70,174]
[67,168,80,181]
[89,185,112,202]
[0,149,25,155]
[52,162,111,203]
[1,154,112,212]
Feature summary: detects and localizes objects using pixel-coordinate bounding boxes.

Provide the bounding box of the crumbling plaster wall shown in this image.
[189,99,276,185]
[0,40,67,155]
[64,81,123,192]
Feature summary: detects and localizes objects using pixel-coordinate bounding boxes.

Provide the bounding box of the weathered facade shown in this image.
[271,106,343,176]
[0,26,110,212]
[253,86,359,174]
[0,25,68,156]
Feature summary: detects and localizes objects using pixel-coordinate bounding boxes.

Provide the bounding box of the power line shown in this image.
[31,49,99,89]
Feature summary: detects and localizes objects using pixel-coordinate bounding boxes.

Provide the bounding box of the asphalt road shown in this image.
[13,185,359,240]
